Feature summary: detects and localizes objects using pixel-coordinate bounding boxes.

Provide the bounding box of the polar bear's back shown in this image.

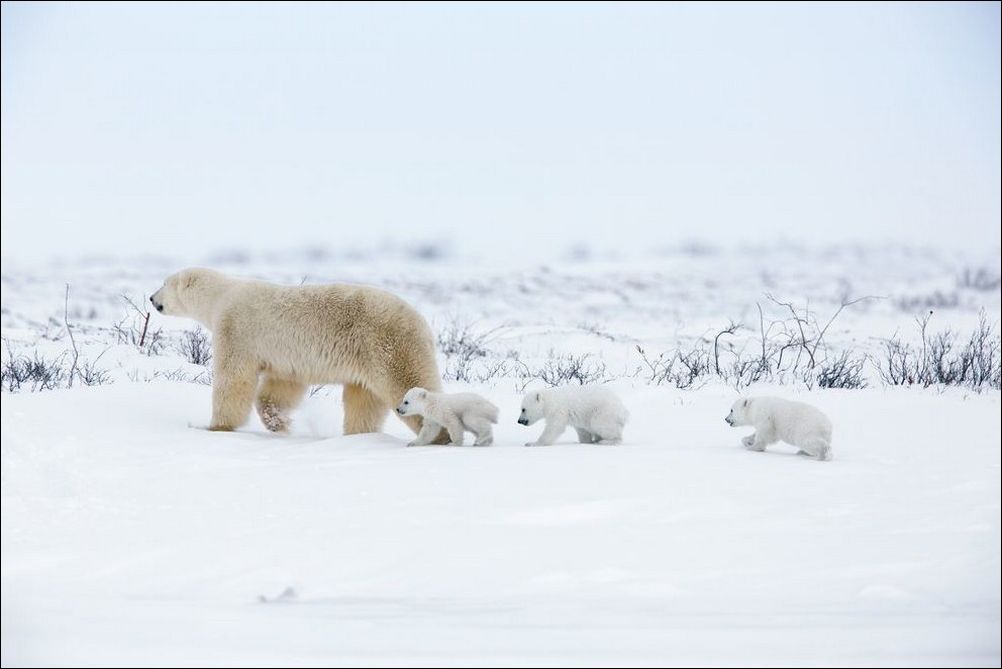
[545,385,628,424]
[756,397,832,444]
[442,392,500,423]
[220,280,437,386]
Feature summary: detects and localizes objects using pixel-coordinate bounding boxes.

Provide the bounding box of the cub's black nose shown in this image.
[156,304,163,312]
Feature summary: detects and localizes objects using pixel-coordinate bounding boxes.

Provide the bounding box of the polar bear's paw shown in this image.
[257,401,291,433]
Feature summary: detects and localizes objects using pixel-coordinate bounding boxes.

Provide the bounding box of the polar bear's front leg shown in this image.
[209,362,258,432]
[744,430,772,452]
[408,418,442,447]
[527,415,568,447]
[575,427,598,444]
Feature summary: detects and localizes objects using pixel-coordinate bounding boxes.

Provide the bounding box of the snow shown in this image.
[3,381,999,666]
[2,245,1001,665]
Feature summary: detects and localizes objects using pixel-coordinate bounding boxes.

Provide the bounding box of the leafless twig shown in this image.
[64,285,79,388]
[713,321,742,375]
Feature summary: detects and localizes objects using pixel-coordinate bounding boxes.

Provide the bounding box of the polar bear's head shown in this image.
[150,268,224,324]
[725,398,752,426]
[396,387,429,416]
[518,391,545,425]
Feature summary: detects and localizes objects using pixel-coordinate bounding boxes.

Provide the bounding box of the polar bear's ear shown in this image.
[742,398,749,408]
[183,272,198,290]
[418,390,427,399]
[535,392,541,402]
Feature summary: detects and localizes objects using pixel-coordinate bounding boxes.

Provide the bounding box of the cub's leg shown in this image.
[464,415,495,446]
[408,418,442,447]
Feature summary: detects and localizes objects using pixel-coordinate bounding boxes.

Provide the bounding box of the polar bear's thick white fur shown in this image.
[150,268,444,437]
[396,388,500,447]
[725,396,833,461]
[518,385,628,446]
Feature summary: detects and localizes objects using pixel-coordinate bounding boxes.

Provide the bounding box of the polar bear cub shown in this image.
[396,388,500,446]
[725,396,833,461]
[518,385,628,446]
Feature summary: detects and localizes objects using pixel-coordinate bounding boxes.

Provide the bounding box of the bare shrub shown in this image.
[874,312,1000,391]
[722,356,772,389]
[177,328,212,366]
[114,294,166,355]
[966,314,1002,389]
[578,322,618,342]
[509,351,609,390]
[958,267,1001,292]
[764,293,876,373]
[636,297,875,390]
[76,351,112,387]
[437,319,491,358]
[536,352,609,387]
[636,344,711,389]
[894,291,960,312]
[468,358,512,384]
[673,348,712,389]
[635,346,680,386]
[1,342,68,392]
[813,351,867,390]
[438,319,504,382]
[150,368,213,384]
[876,337,917,386]
[713,321,742,375]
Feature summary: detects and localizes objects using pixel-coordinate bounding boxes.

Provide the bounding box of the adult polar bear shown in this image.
[151,268,443,437]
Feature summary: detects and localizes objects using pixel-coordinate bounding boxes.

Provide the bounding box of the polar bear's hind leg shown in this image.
[802,437,833,461]
[465,415,494,446]
[256,375,307,433]
[342,383,389,435]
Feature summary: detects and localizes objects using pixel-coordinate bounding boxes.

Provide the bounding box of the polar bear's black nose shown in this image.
[155,304,163,312]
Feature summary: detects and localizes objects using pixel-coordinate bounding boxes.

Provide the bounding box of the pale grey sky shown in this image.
[2,1,1000,261]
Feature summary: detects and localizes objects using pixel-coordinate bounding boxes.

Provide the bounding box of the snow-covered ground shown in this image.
[2,244,1000,666]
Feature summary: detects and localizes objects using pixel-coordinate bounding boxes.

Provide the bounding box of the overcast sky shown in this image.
[2,2,999,262]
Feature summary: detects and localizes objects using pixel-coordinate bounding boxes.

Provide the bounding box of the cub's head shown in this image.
[725,398,753,426]
[396,388,428,416]
[150,268,216,318]
[518,391,545,426]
